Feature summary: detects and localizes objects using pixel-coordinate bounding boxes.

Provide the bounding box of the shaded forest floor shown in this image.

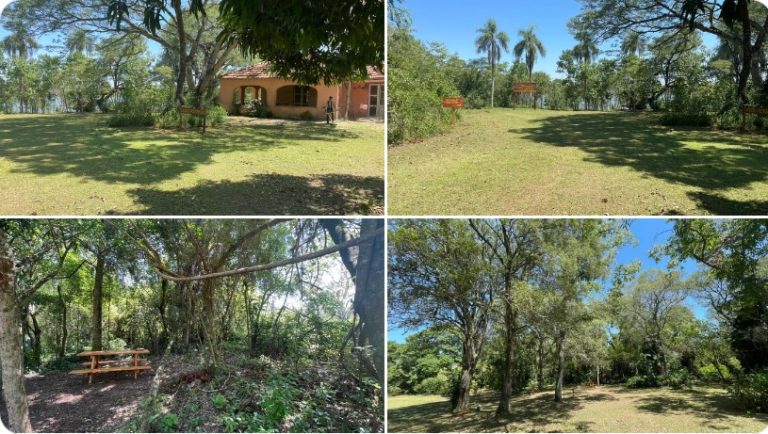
[1,348,382,432]
[387,385,768,433]
[388,109,768,215]
[0,113,384,215]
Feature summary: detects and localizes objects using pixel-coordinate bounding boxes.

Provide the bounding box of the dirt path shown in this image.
[1,369,153,432]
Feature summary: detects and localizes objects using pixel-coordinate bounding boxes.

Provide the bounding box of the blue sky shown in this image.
[388,219,710,343]
[399,0,719,78]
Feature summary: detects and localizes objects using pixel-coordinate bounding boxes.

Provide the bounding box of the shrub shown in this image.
[207,105,228,126]
[107,338,128,351]
[155,110,180,129]
[299,110,315,121]
[660,112,712,127]
[665,370,691,389]
[699,363,732,383]
[108,112,155,127]
[387,27,459,144]
[211,394,228,410]
[415,373,451,395]
[731,370,768,412]
[625,374,660,388]
[243,99,272,118]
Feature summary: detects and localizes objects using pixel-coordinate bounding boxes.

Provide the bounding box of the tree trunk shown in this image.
[0,229,33,433]
[537,334,545,390]
[202,279,219,374]
[29,310,42,366]
[91,252,104,351]
[453,342,476,414]
[171,0,188,108]
[490,63,496,108]
[353,219,385,384]
[596,363,600,387]
[554,330,565,402]
[57,285,67,359]
[496,274,516,417]
[737,0,752,114]
[344,81,352,120]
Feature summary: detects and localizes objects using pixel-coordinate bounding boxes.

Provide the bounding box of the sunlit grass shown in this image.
[0,113,384,215]
[388,108,768,215]
[387,386,768,433]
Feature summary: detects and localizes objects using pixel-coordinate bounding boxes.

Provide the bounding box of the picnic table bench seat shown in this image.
[70,365,152,375]
[70,348,151,384]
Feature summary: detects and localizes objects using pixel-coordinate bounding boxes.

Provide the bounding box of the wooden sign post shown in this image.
[741,106,768,130]
[180,107,209,133]
[442,97,465,126]
[513,83,538,108]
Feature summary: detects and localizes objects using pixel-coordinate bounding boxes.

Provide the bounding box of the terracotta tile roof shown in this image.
[221,61,385,81]
[221,61,277,79]
[367,66,384,80]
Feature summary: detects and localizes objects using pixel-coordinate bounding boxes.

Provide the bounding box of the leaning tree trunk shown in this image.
[91,252,104,351]
[0,228,33,433]
[554,329,565,402]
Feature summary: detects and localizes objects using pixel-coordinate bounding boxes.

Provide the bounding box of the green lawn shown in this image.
[388,109,768,215]
[387,386,768,433]
[0,114,384,215]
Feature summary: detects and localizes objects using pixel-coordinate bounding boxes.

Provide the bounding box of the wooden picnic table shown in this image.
[70,349,151,384]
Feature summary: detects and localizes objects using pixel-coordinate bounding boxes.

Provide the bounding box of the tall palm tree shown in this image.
[620,32,646,57]
[475,18,510,108]
[514,25,546,81]
[66,30,95,55]
[573,31,599,65]
[573,32,599,110]
[1,26,38,59]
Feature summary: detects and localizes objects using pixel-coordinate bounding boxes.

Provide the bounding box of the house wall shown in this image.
[219,77,338,120]
[220,76,385,120]
[339,81,384,119]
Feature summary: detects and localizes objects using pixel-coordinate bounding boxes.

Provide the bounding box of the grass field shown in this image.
[387,386,768,433]
[388,109,768,215]
[0,114,384,215]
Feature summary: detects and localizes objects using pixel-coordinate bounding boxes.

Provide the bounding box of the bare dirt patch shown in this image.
[1,369,153,432]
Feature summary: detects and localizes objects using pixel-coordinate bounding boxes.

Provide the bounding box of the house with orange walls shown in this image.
[219,62,384,120]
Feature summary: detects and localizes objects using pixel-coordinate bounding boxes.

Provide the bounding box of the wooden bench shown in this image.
[70,349,151,384]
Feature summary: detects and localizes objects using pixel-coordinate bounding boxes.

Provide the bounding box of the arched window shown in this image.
[276,86,318,107]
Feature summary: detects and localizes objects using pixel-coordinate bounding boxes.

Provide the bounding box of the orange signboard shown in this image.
[180,107,208,116]
[513,83,537,93]
[743,106,768,115]
[442,97,465,108]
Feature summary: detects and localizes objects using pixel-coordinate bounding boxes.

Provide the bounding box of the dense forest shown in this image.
[388,0,763,144]
[388,220,768,417]
[0,0,384,124]
[0,218,384,433]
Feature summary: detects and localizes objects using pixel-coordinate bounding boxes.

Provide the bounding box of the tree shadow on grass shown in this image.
[687,192,768,215]
[388,391,587,433]
[122,173,384,216]
[634,388,768,431]
[0,115,362,185]
[511,112,768,214]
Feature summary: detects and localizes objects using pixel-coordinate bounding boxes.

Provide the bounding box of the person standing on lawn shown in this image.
[326,96,336,124]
